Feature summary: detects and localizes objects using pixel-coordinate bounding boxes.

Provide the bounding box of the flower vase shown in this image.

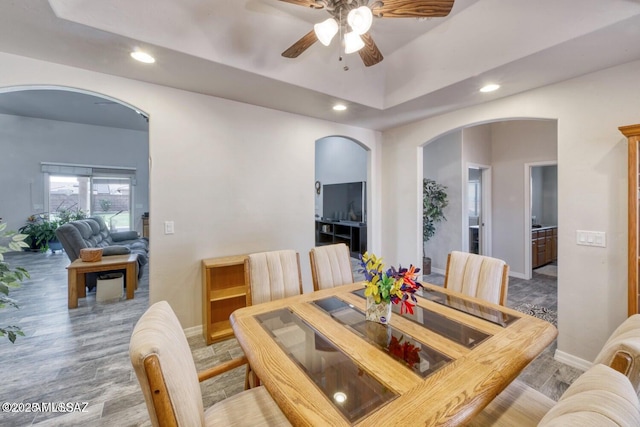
[365,296,392,324]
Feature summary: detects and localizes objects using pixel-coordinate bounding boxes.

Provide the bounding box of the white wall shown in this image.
[0,113,149,232]
[462,124,492,166]
[0,51,382,329]
[532,165,558,227]
[315,136,367,220]
[491,120,558,275]
[382,59,639,366]
[423,131,462,270]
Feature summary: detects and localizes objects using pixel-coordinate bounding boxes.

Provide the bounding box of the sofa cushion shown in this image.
[538,364,640,426]
[112,231,140,242]
[102,245,131,256]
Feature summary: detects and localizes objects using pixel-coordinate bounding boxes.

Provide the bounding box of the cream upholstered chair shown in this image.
[593,313,640,393]
[129,301,290,427]
[470,363,640,426]
[444,251,509,306]
[471,314,640,426]
[309,243,354,291]
[246,249,303,305]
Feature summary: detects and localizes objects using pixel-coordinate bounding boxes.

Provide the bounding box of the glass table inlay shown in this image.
[417,287,520,327]
[352,289,491,348]
[255,308,397,423]
[312,297,452,378]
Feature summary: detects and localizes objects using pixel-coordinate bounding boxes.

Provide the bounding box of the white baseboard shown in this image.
[554,349,591,372]
[184,325,203,338]
[509,271,526,280]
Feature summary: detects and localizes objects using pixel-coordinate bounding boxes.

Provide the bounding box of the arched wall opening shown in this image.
[0,84,150,266]
[419,118,558,269]
[315,135,372,257]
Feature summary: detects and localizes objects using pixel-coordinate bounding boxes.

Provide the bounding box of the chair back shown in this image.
[309,244,354,291]
[444,251,509,306]
[247,250,303,305]
[593,313,640,392]
[129,301,204,427]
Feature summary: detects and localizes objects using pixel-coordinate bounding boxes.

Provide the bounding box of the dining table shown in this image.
[230,281,558,426]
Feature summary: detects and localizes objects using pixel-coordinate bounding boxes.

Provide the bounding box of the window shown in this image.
[43,163,135,231]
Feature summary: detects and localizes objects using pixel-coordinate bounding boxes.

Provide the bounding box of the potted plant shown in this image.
[18,215,60,252]
[0,222,30,343]
[423,178,448,275]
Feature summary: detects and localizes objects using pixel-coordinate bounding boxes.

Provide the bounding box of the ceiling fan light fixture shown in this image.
[347,6,373,35]
[344,31,365,54]
[314,18,339,46]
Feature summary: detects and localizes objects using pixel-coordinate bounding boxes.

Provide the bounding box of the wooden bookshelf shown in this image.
[201,254,250,344]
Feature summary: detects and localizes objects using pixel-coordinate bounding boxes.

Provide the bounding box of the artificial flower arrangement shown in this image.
[359,252,423,315]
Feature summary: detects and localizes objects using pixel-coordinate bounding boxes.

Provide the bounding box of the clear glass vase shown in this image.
[365,296,392,324]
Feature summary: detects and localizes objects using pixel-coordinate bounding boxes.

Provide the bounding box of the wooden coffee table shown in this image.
[66,254,138,308]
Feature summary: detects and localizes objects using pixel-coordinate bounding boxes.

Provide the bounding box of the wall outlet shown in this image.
[164,221,174,235]
[576,230,606,247]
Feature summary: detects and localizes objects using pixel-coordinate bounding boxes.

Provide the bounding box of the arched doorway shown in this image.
[315,135,370,257]
[0,85,149,235]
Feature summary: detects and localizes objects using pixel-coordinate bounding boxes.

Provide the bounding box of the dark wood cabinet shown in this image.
[315,220,366,256]
[532,227,557,269]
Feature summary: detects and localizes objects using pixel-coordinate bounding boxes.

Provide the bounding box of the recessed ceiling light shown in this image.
[333,104,347,111]
[130,51,155,64]
[480,84,500,93]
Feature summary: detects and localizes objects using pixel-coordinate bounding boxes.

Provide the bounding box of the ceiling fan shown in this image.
[280,0,455,67]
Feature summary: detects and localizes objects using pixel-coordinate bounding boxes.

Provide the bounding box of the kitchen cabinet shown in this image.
[532,226,557,269]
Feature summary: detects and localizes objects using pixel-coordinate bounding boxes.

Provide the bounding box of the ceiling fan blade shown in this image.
[277,0,323,9]
[282,30,318,58]
[358,33,384,67]
[371,0,455,18]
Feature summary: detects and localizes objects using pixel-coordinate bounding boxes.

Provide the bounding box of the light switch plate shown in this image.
[164,221,174,235]
[576,230,606,247]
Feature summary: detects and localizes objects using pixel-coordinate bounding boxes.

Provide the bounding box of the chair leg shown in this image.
[245,364,261,390]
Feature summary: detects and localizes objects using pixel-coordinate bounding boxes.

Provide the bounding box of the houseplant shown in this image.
[359,252,422,324]
[19,215,60,252]
[0,222,30,343]
[423,178,448,275]
[20,208,86,252]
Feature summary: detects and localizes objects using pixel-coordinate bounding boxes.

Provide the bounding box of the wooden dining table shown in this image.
[230,282,557,426]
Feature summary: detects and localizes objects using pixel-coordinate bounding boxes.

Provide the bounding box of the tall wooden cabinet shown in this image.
[621,124,640,316]
[201,254,250,344]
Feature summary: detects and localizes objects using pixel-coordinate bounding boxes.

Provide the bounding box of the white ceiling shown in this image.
[0,0,639,131]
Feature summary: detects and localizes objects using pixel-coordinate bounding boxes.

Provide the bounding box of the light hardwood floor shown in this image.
[0,251,579,426]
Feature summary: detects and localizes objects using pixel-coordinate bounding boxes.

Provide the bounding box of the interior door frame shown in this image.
[464,163,492,255]
[524,160,558,279]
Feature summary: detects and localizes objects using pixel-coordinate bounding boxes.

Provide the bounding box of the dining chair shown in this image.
[244,249,303,387]
[593,313,640,392]
[309,243,354,291]
[444,251,509,306]
[471,315,640,426]
[129,300,290,427]
[246,249,303,305]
